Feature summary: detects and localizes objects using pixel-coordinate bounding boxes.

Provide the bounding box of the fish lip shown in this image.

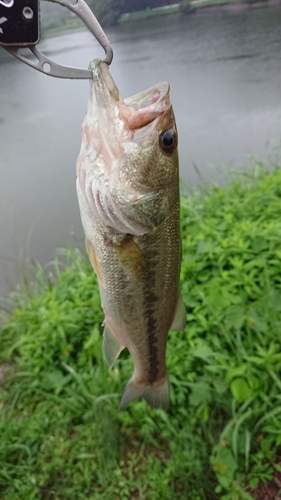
[89,58,122,106]
[89,58,170,109]
[124,81,170,111]
[88,59,170,130]
[123,82,171,130]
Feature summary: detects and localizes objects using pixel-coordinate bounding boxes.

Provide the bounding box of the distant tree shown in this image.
[179,0,194,13]
[87,0,125,27]
[40,2,71,37]
[121,0,178,13]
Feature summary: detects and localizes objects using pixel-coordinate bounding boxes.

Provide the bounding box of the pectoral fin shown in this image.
[170,292,186,331]
[102,322,125,368]
[114,235,146,279]
[85,238,104,286]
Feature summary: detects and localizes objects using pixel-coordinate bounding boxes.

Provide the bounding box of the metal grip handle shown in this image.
[1,0,113,79]
[49,0,113,66]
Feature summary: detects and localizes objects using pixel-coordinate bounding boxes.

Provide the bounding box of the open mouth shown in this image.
[123,82,171,130]
[124,82,170,110]
[90,59,171,131]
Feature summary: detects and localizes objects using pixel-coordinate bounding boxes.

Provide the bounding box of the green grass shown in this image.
[119,6,180,23]
[192,0,242,7]
[119,0,244,23]
[1,162,281,499]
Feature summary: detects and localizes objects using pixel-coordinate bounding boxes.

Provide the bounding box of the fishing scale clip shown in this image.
[0,0,113,78]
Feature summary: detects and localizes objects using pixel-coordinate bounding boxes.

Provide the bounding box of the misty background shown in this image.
[0,2,281,297]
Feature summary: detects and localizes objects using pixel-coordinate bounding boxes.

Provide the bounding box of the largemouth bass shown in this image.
[76,59,186,410]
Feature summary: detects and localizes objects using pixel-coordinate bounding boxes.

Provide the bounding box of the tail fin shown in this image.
[117,375,169,411]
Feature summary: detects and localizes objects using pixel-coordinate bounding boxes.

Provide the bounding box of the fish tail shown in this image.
[117,375,169,411]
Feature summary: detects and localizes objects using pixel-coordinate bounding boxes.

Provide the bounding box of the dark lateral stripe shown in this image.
[143,259,159,384]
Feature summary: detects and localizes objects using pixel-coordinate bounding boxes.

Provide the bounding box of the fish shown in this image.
[76,59,186,410]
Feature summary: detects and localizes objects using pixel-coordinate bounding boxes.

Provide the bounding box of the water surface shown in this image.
[1,7,281,295]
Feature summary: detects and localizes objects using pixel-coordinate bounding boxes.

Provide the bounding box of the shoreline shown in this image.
[0,0,279,50]
[119,0,281,22]
[197,0,281,12]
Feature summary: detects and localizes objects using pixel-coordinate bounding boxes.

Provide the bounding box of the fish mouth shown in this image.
[124,82,170,112]
[89,59,171,131]
[124,82,171,130]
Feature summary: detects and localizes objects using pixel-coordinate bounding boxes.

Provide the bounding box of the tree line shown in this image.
[87,0,182,26]
[41,0,189,36]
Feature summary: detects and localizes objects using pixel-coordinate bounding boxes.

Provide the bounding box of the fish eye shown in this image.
[159,130,177,153]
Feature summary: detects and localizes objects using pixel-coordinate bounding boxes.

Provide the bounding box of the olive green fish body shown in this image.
[76,59,186,410]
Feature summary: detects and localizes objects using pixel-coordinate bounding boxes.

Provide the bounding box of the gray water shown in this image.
[1,7,281,296]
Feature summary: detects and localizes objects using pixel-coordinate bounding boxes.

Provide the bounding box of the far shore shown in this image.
[119,0,281,22]
[197,0,281,13]
[0,0,280,61]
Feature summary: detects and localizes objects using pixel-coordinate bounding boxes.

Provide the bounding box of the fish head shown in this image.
[77,59,179,235]
[122,80,179,192]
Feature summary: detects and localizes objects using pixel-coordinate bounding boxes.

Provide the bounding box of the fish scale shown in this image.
[76,59,186,410]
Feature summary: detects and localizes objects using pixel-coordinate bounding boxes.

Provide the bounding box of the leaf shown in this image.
[204,290,229,313]
[251,236,268,252]
[189,382,211,406]
[226,293,243,304]
[274,463,281,473]
[41,370,70,390]
[196,402,209,422]
[224,305,245,329]
[84,326,102,354]
[184,296,199,308]
[191,344,213,361]
[196,241,208,254]
[213,458,227,475]
[213,378,227,395]
[226,365,247,383]
[211,445,238,489]
[247,374,260,390]
[230,378,253,403]
[247,308,267,333]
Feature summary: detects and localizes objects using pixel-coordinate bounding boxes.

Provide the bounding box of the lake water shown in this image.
[1,7,281,296]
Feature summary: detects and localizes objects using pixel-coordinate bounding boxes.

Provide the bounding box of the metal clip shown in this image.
[3,0,113,79]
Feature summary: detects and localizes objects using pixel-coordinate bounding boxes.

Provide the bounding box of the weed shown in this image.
[1,163,281,498]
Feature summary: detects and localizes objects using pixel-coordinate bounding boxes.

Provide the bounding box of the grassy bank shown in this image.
[119,4,181,22]
[1,163,281,499]
[118,0,243,22]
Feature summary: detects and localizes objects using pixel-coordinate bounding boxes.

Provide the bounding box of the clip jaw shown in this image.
[2,0,113,79]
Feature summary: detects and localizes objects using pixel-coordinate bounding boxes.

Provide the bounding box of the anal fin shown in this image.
[102,322,125,368]
[170,292,186,331]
